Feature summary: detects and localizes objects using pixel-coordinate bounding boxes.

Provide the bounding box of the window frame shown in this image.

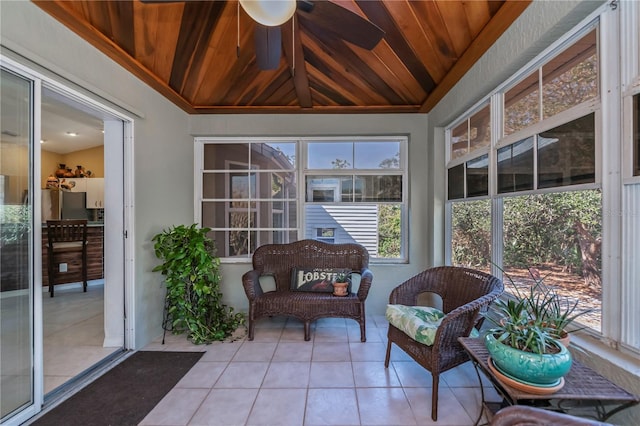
[445,19,608,339]
[195,136,409,263]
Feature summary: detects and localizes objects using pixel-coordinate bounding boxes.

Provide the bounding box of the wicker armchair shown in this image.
[384,266,503,421]
[242,239,373,341]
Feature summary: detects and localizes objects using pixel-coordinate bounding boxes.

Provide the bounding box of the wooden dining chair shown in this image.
[46,219,88,297]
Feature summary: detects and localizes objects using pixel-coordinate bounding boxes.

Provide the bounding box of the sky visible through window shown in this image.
[308,142,400,169]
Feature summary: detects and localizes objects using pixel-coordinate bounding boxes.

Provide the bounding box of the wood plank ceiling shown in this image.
[34,0,531,114]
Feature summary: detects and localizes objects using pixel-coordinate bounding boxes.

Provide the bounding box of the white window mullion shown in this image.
[620,0,640,350]
[599,5,622,341]
[490,92,503,273]
[194,141,204,225]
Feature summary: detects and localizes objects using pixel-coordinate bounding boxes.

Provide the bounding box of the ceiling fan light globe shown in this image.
[240,0,296,27]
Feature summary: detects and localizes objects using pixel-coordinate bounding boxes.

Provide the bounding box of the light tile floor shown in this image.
[140,316,502,426]
[43,282,121,393]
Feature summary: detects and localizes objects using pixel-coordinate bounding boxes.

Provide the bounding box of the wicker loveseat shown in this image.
[242,239,373,341]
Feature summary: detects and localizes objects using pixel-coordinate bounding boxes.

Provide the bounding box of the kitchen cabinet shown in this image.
[64,177,87,192]
[86,178,104,208]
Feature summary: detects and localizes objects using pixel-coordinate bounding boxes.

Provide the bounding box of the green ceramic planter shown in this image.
[485,333,572,386]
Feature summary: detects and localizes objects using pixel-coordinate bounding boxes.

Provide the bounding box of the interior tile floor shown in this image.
[43,282,121,394]
[139,316,502,426]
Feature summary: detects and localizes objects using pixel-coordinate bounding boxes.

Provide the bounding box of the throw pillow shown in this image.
[258,274,277,293]
[290,268,351,293]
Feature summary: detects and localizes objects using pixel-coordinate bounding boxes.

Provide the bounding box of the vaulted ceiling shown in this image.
[34,0,531,114]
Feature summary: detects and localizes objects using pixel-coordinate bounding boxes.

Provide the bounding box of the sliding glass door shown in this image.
[0,68,36,421]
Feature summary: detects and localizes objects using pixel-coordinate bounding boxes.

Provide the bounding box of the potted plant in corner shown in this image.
[483,267,590,391]
[152,224,245,344]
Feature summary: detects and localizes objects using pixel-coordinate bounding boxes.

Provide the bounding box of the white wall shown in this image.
[189,114,432,318]
[0,1,192,349]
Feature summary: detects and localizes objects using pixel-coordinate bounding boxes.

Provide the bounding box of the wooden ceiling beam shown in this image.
[192,104,421,114]
[420,0,532,113]
[106,1,136,57]
[169,1,226,94]
[301,20,398,105]
[281,16,313,109]
[356,0,436,95]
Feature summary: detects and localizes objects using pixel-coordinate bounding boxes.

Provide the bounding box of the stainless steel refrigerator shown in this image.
[41,189,88,221]
[61,191,88,220]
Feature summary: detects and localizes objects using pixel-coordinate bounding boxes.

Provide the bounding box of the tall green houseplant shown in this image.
[152,224,244,344]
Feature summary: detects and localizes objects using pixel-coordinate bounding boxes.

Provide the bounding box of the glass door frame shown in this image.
[0,58,44,426]
[1,53,136,425]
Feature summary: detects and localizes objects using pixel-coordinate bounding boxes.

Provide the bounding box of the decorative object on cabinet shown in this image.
[59,179,76,190]
[46,175,59,189]
[55,163,67,178]
[75,165,85,177]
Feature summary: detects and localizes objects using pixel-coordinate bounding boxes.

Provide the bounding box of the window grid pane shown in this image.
[502,190,602,332]
[202,142,298,257]
[504,72,540,136]
[542,30,598,120]
[466,155,489,197]
[537,114,595,188]
[451,121,469,160]
[447,164,465,200]
[469,104,491,152]
[497,137,534,193]
[451,199,491,273]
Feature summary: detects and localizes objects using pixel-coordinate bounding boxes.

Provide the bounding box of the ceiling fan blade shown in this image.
[255,24,282,70]
[296,0,314,13]
[297,1,384,50]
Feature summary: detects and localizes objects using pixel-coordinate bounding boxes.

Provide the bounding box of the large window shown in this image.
[199,141,297,257]
[447,27,602,333]
[196,137,407,261]
[304,139,405,259]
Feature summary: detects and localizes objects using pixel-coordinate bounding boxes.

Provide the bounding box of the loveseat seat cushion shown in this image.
[255,291,361,319]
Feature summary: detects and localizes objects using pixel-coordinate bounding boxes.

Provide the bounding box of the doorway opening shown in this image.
[39,86,126,398]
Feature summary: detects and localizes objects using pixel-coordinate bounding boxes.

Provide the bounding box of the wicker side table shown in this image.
[459,337,639,425]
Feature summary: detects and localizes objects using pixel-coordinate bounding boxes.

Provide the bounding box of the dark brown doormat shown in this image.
[32,351,204,426]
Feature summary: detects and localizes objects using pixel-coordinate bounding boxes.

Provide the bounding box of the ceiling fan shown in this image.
[142,0,385,71]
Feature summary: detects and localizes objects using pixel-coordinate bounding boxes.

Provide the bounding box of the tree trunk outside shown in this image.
[574,221,601,288]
